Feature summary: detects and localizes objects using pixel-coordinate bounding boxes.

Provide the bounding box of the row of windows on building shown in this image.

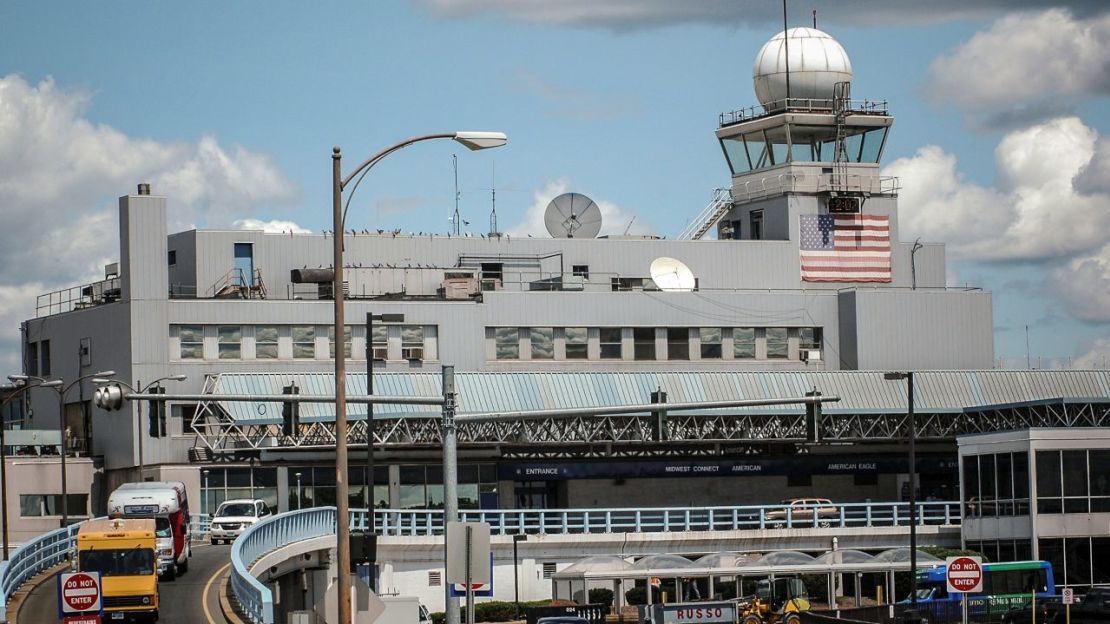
[19,493,88,518]
[961,449,1110,517]
[968,538,1110,589]
[172,324,436,362]
[200,464,499,515]
[490,327,822,361]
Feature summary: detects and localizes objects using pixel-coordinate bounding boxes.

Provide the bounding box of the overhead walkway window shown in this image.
[565,327,588,359]
[292,326,315,359]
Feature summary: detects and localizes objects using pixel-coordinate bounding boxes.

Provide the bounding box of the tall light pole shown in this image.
[9,373,119,526]
[92,375,187,480]
[513,534,527,618]
[331,131,506,624]
[884,371,918,624]
[362,311,404,591]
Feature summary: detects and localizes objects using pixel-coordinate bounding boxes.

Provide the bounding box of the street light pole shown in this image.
[330,132,505,624]
[885,371,919,624]
[513,534,527,618]
[363,312,404,592]
[441,366,459,624]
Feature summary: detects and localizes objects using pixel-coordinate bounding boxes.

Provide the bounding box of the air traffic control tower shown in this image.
[685,28,898,246]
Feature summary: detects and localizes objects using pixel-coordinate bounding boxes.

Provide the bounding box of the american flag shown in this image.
[799,214,891,282]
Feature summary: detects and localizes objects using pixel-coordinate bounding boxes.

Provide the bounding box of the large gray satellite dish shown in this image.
[650,257,696,292]
[544,192,603,239]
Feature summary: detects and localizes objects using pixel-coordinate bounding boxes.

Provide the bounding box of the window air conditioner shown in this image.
[800,349,822,362]
[371,347,388,361]
[402,347,424,361]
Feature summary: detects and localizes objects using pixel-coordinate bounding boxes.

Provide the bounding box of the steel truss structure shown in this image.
[189,371,1110,457]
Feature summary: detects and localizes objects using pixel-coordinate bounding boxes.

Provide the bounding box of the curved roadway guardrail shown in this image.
[231,507,337,624]
[230,501,959,623]
[0,521,87,622]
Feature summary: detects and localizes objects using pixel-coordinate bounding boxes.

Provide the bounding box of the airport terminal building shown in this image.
[10,28,1110,601]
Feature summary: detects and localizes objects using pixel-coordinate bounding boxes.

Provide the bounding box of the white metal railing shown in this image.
[231,507,336,624]
[0,520,94,621]
[354,500,960,537]
[732,172,900,205]
[677,188,734,240]
[719,98,889,126]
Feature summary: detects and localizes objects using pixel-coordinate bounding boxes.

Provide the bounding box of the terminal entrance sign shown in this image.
[58,571,103,615]
[945,556,983,593]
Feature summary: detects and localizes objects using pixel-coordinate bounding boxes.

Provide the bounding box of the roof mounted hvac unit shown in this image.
[800,349,822,363]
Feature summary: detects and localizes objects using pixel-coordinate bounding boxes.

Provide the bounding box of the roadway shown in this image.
[16,543,232,623]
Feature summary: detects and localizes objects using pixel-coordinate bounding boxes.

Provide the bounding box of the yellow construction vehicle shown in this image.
[735,577,811,624]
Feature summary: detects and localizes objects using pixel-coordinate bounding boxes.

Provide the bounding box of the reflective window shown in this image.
[765,126,789,165]
[700,328,722,359]
[633,328,655,360]
[530,328,554,360]
[859,127,887,163]
[292,326,315,359]
[401,326,424,361]
[371,325,388,361]
[765,328,788,359]
[799,327,822,351]
[600,328,622,359]
[1091,451,1110,512]
[1036,450,1062,513]
[255,326,279,359]
[495,328,519,360]
[218,326,241,359]
[734,328,755,359]
[844,132,864,162]
[565,328,588,359]
[179,325,203,359]
[667,328,689,360]
[328,326,352,359]
[1063,451,1089,513]
[721,137,753,174]
[744,132,771,170]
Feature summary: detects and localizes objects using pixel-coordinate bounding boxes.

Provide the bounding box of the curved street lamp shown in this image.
[92,375,187,482]
[8,372,119,528]
[331,131,507,624]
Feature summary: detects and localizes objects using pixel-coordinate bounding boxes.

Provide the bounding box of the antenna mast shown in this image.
[452,154,461,235]
[489,161,499,237]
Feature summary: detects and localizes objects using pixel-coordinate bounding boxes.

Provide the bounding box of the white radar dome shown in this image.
[753,27,852,107]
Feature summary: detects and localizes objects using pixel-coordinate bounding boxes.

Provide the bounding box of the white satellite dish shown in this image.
[544,192,603,238]
[650,257,696,292]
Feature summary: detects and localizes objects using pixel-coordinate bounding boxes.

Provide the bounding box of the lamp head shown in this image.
[8,374,28,384]
[453,131,508,151]
[168,374,188,382]
[95,370,116,377]
[41,380,63,388]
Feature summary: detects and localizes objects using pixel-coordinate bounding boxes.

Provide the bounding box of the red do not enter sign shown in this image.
[59,571,102,614]
[945,556,983,593]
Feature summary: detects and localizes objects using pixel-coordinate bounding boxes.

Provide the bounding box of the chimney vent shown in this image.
[137,183,151,195]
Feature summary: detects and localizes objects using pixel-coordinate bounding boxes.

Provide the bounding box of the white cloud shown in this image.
[883,116,1109,261]
[1051,243,1110,322]
[0,74,298,369]
[414,1,1108,29]
[927,9,1110,120]
[506,179,654,238]
[1074,336,1110,369]
[232,218,311,234]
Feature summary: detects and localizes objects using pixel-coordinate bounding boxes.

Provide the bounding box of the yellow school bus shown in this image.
[76,518,159,622]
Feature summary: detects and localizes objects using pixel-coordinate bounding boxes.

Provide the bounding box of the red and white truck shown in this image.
[107,481,192,580]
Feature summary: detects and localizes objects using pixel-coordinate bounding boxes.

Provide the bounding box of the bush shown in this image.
[588,587,614,607]
[626,586,647,605]
[431,599,553,623]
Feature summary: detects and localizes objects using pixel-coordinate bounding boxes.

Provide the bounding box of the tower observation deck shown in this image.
[683,28,898,241]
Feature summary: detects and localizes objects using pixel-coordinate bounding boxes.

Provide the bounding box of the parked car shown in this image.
[764,498,838,527]
[209,499,271,544]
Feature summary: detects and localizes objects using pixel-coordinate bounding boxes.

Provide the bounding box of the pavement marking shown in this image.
[203,561,232,624]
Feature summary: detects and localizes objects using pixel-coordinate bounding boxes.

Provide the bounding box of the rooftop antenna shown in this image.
[783,0,791,104]
[623,216,636,235]
[488,160,499,237]
[452,154,461,235]
[813,8,817,28]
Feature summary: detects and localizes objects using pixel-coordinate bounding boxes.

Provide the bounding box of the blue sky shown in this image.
[0,1,1106,369]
